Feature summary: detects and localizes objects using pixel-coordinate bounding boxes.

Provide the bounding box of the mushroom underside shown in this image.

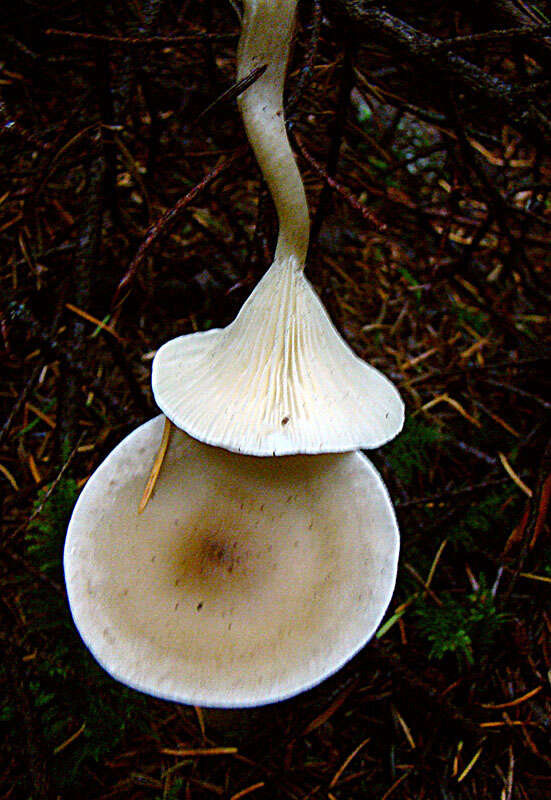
[65,416,400,707]
[152,259,404,456]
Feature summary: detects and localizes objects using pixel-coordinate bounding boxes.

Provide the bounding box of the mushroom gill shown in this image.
[152,0,404,456]
[152,259,404,455]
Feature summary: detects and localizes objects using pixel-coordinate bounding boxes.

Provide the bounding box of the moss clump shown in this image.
[414,575,508,667]
[449,490,520,550]
[22,478,150,791]
[26,476,79,581]
[385,417,445,488]
[452,302,490,337]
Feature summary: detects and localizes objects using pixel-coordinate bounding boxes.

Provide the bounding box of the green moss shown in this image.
[385,417,445,488]
[449,490,519,549]
[414,575,508,667]
[452,302,490,337]
[26,476,79,579]
[396,266,422,302]
[22,479,151,790]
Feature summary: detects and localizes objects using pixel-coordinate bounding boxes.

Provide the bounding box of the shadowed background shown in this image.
[1,1,550,798]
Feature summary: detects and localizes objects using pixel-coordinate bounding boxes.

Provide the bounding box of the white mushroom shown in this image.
[152,0,404,456]
[64,415,399,707]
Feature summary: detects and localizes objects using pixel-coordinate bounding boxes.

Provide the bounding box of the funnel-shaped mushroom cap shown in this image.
[152,258,404,456]
[65,415,399,707]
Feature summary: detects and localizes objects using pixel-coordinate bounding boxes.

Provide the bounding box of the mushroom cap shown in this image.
[152,258,404,456]
[64,415,400,708]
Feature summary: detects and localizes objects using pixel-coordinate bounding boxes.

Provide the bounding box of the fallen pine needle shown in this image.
[478,405,519,437]
[26,402,56,428]
[28,453,41,483]
[426,538,448,588]
[229,782,265,800]
[498,453,532,497]
[457,747,483,782]
[194,706,206,739]
[419,393,481,428]
[0,463,19,491]
[460,338,488,359]
[161,747,238,757]
[376,604,408,638]
[330,738,370,787]
[468,137,533,168]
[452,741,463,777]
[480,720,536,728]
[402,347,438,370]
[380,771,411,800]
[480,686,542,709]
[404,562,442,605]
[65,302,122,340]
[302,677,360,735]
[520,572,551,583]
[393,707,416,749]
[139,416,172,513]
[54,723,86,755]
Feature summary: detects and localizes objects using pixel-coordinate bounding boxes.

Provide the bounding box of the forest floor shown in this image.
[1,2,550,799]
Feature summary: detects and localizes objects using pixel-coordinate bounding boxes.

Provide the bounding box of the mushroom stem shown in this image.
[237,0,309,266]
[151,0,405,456]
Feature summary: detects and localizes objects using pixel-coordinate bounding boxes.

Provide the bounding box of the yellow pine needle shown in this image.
[65,303,122,340]
[457,747,483,782]
[419,393,481,428]
[498,452,532,497]
[393,707,416,749]
[161,746,238,757]
[452,741,463,777]
[194,706,206,739]
[230,782,265,800]
[138,416,172,513]
[26,402,56,428]
[330,737,370,787]
[520,572,551,584]
[0,463,19,491]
[426,538,448,588]
[481,686,542,709]
[28,453,42,483]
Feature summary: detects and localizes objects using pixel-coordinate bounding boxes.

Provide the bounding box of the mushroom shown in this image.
[152,0,404,456]
[64,414,399,707]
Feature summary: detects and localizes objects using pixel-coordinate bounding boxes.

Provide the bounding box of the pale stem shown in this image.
[237,0,310,267]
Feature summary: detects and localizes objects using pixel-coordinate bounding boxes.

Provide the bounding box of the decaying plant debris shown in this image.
[1,1,550,798]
